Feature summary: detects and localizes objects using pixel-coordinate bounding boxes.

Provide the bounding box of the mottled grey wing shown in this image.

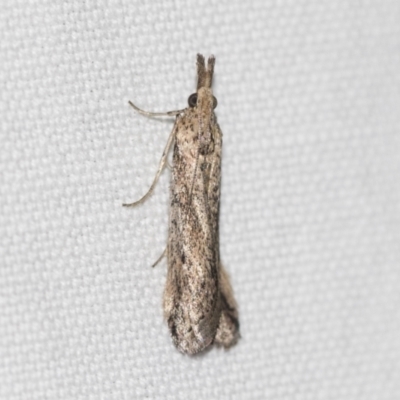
[210,123,240,348]
[163,113,222,355]
[214,263,240,348]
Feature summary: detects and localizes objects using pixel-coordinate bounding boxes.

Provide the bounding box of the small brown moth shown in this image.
[124,54,239,355]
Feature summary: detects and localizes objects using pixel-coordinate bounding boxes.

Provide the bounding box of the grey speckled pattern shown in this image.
[1,1,400,399]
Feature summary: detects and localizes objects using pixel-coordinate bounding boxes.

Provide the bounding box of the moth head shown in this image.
[188,54,218,109]
[187,92,217,109]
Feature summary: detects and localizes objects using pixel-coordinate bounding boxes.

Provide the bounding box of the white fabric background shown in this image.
[1,1,400,399]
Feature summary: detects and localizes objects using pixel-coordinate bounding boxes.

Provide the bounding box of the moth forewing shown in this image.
[124,54,239,355]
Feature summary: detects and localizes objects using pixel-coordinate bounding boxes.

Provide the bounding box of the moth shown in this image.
[124,54,239,355]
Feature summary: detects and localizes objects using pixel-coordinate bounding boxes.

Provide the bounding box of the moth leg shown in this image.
[123,122,176,207]
[151,247,167,268]
[128,100,185,117]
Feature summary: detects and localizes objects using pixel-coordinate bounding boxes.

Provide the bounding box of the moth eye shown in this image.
[188,93,198,107]
[212,96,218,109]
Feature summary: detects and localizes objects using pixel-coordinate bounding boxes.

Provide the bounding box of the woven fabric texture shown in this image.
[1,1,400,399]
